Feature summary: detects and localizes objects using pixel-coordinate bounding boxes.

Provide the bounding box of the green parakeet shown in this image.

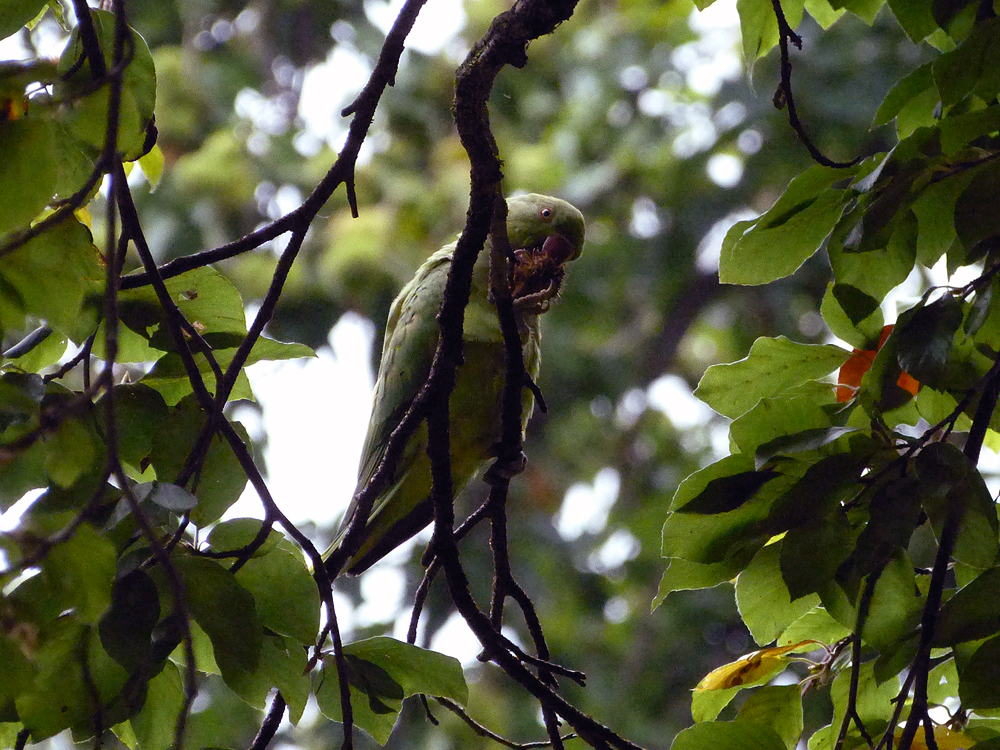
[324,194,585,576]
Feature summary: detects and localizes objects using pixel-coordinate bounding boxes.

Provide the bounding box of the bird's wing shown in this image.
[343,246,453,529]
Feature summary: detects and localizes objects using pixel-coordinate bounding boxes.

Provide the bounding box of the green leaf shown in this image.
[83,625,129,711]
[912,165,977,267]
[896,85,941,139]
[270,636,311,723]
[43,414,97,488]
[129,660,184,750]
[234,547,320,647]
[720,169,851,285]
[932,17,1000,107]
[224,633,310,718]
[174,556,263,687]
[98,569,160,671]
[823,661,896,749]
[207,518,284,558]
[779,606,852,645]
[670,454,758,511]
[0,370,44,429]
[924,659,959,707]
[954,159,1000,252]
[696,337,850,419]
[0,438,45,510]
[141,335,314,404]
[849,477,924,576]
[967,280,994,338]
[841,0,885,23]
[149,398,248,525]
[0,632,35,706]
[114,265,312,403]
[960,635,1000,709]
[755,427,861,470]
[820,282,884,349]
[916,442,999,568]
[735,685,803,750]
[55,9,156,160]
[830,283,881,328]
[15,618,93,740]
[737,0,803,59]
[316,637,468,745]
[653,557,743,608]
[895,296,963,384]
[940,107,1000,156]
[134,482,198,512]
[138,144,165,189]
[42,523,116,623]
[780,511,854,600]
[737,543,821,646]
[670,720,788,750]
[50,119,99,201]
[0,0,47,40]
[916,387,972,432]
[674,469,779,515]
[692,686,742,723]
[118,266,248,346]
[935,567,1000,645]
[0,218,103,341]
[0,117,55,238]
[804,0,846,27]
[930,0,977,33]
[110,384,168,470]
[886,0,941,43]
[828,207,917,305]
[664,456,791,564]
[861,549,922,649]
[2,328,67,373]
[730,381,838,456]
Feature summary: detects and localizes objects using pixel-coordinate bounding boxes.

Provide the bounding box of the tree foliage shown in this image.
[2,0,1000,749]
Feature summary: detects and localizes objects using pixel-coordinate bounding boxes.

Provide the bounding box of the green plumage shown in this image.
[325,194,585,575]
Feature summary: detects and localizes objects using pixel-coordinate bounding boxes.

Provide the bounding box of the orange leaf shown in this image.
[897,370,920,397]
[836,349,876,402]
[835,324,920,402]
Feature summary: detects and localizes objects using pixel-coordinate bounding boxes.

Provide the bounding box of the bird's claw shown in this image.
[484,451,528,484]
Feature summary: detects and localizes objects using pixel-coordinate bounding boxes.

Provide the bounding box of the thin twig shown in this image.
[435,696,577,749]
[769,0,859,169]
[835,573,878,750]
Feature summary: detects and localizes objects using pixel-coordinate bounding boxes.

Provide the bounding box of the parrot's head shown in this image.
[505,193,585,314]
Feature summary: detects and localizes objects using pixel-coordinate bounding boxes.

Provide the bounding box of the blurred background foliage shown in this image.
[6,0,929,746]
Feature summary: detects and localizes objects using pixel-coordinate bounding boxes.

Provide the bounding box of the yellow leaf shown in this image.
[695,640,821,691]
[895,727,971,750]
[74,206,92,228]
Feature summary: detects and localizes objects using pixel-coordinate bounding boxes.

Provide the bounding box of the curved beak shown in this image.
[541,233,576,264]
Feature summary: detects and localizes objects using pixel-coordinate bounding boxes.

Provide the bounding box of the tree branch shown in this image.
[418,1,644,748]
[769,0,859,169]
[895,348,1000,750]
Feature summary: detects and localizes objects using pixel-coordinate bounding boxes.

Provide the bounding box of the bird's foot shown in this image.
[484,451,527,484]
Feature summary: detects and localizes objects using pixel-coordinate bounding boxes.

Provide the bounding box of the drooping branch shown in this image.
[769,0,860,169]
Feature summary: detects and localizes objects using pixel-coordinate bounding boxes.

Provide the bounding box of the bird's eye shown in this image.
[539,207,553,220]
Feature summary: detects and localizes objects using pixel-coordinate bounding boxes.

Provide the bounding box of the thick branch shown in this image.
[419,1,644,748]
